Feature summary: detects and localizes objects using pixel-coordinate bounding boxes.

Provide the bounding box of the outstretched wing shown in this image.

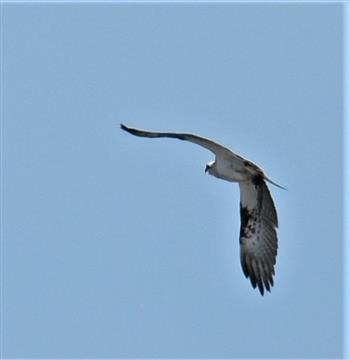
[121,123,240,159]
[239,177,278,295]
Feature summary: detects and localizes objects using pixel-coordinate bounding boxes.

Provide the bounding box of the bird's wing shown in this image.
[121,123,239,159]
[238,177,278,295]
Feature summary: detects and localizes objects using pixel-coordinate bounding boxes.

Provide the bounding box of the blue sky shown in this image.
[2,3,344,358]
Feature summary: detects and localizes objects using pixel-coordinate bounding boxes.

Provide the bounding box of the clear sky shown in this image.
[2,3,344,358]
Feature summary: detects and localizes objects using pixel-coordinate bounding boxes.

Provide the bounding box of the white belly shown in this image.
[214,158,248,182]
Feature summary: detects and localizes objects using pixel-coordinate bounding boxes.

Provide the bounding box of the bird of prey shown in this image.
[121,123,284,295]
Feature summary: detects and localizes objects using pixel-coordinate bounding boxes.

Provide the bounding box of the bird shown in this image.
[120,123,284,295]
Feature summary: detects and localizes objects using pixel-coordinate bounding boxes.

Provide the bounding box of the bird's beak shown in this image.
[205,165,209,173]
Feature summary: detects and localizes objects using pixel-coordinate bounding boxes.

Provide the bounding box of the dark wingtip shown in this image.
[120,123,128,131]
[258,283,264,296]
[120,123,136,135]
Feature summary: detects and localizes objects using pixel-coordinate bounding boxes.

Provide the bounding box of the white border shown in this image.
[345,3,349,359]
[0,2,345,360]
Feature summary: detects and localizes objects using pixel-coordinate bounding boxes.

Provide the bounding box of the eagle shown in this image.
[121,123,284,295]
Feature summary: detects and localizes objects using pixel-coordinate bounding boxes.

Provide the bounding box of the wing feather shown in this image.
[120,123,240,159]
[239,177,278,295]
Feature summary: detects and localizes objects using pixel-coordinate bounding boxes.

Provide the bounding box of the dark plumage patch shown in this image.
[240,204,259,241]
[239,205,250,241]
[172,134,186,140]
[252,174,264,187]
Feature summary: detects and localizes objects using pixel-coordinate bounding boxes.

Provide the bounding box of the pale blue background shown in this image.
[2,3,343,358]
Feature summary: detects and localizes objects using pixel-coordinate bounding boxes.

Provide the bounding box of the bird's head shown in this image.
[205,161,215,175]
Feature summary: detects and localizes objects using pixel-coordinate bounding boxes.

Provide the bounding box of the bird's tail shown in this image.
[265,177,287,190]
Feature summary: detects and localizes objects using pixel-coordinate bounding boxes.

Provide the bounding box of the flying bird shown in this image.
[120,123,284,295]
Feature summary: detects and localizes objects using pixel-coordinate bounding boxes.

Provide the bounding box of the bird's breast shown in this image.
[213,159,248,182]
